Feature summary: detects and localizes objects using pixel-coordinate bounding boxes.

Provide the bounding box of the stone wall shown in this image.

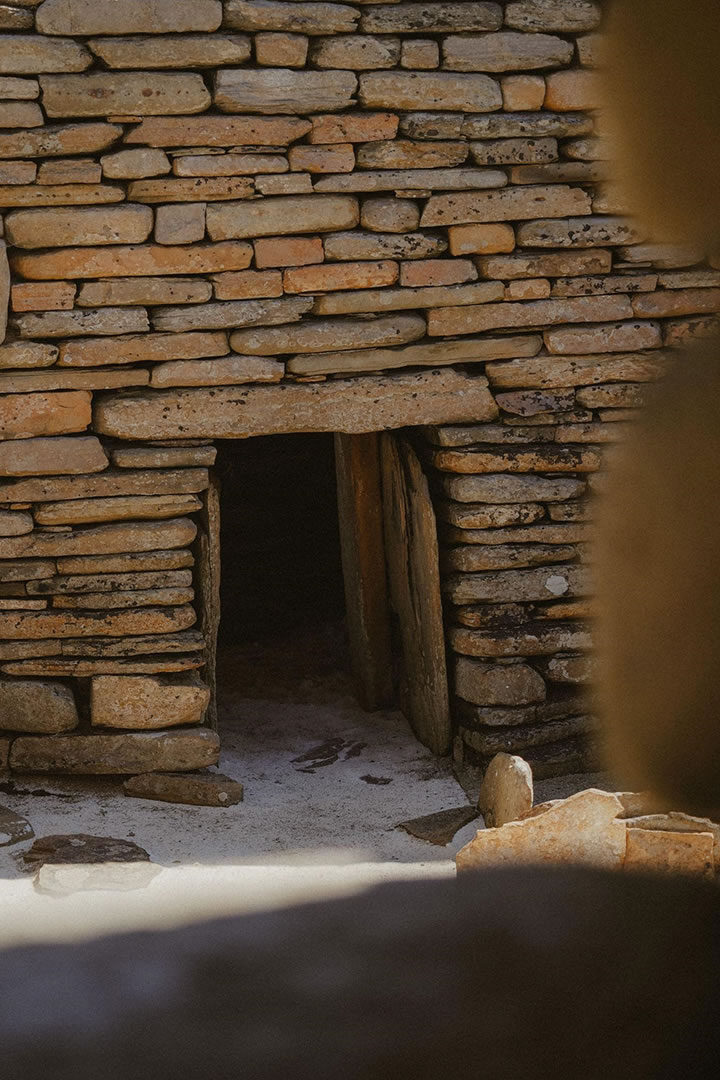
[1,0,719,777]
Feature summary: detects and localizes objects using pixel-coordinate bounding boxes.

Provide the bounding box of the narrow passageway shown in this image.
[213,433,472,854]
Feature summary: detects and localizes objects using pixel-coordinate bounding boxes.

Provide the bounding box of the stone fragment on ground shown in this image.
[396,805,479,846]
[0,803,34,847]
[478,752,533,827]
[34,860,161,896]
[23,832,151,868]
[123,770,244,807]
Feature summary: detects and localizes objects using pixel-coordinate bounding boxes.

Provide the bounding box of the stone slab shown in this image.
[0,519,197,559]
[5,205,152,248]
[206,194,359,240]
[12,242,252,280]
[9,728,220,773]
[0,390,91,440]
[40,73,211,117]
[215,68,357,114]
[124,115,311,147]
[0,468,208,504]
[0,436,108,477]
[124,770,243,807]
[0,34,91,74]
[36,0,222,35]
[94,370,499,439]
[286,335,536,376]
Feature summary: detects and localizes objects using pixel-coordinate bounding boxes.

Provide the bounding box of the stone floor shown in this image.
[0,657,605,950]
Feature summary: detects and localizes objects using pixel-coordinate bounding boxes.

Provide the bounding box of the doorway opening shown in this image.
[215,433,353,703]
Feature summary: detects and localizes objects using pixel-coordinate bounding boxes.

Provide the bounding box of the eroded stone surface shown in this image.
[457,789,626,871]
[0,677,78,732]
[91,674,210,730]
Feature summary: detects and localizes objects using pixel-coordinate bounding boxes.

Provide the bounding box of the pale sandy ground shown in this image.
[0,674,604,950]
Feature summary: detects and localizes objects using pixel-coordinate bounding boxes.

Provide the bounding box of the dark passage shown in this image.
[215,434,351,699]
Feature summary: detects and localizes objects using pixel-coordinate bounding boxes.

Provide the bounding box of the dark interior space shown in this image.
[214,434,352,700]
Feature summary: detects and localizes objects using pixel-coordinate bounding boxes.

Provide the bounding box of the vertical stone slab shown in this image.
[0,240,9,344]
[195,470,221,730]
[381,433,450,755]
[334,432,394,711]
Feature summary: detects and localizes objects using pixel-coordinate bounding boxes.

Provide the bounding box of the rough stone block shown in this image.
[5,204,153,249]
[632,288,720,319]
[88,34,249,69]
[314,167,506,193]
[124,115,311,148]
[215,68,356,114]
[76,277,210,308]
[288,144,355,173]
[91,674,210,730]
[400,259,476,288]
[130,177,252,203]
[9,728,220,774]
[224,1,359,35]
[449,223,515,256]
[0,518,195,559]
[309,112,398,143]
[312,34,400,70]
[400,39,439,70]
[544,69,599,111]
[100,148,170,179]
[0,34,91,74]
[443,473,585,505]
[486,351,667,389]
[0,435,107,477]
[37,0,222,34]
[40,73,211,117]
[504,1,601,33]
[253,235,323,268]
[0,678,78,733]
[151,295,312,334]
[212,270,283,300]
[360,3,502,33]
[151,355,284,389]
[207,194,358,239]
[478,753,533,827]
[0,389,91,440]
[456,658,546,707]
[324,230,446,261]
[516,216,642,249]
[229,312,425,354]
[286,335,529,376]
[444,31,572,72]
[283,260,398,293]
[544,321,663,355]
[428,294,632,337]
[13,241,252,280]
[15,307,149,339]
[359,71,502,112]
[34,493,202,526]
[255,32,309,67]
[361,197,419,233]
[471,138,558,165]
[421,184,591,226]
[356,139,467,170]
[155,203,206,245]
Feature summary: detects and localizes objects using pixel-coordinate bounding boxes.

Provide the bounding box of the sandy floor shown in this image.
[0,654,605,949]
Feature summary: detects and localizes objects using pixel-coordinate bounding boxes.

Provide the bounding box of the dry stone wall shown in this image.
[0,0,719,776]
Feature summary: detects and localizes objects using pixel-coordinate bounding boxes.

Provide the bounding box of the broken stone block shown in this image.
[625,829,714,879]
[0,678,78,733]
[10,728,220,774]
[91,674,210,730]
[124,771,244,807]
[0,804,34,846]
[478,753,534,827]
[457,789,626,872]
[88,34,249,70]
